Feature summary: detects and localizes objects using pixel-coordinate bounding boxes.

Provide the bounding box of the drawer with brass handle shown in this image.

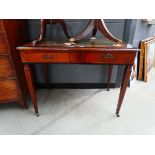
[86,51,133,64]
[20,52,70,63]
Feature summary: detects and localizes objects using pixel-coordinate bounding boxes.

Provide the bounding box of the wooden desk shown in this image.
[17,38,138,117]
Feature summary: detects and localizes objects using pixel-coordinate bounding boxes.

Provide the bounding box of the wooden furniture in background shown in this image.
[0,20,28,107]
[17,38,138,117]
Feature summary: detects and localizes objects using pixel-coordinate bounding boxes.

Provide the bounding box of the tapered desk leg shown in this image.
[116,65,132,117]
[107,65,113,91]
[24,64,39,117]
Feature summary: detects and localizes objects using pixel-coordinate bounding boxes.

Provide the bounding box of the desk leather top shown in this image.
[17,38,138,51]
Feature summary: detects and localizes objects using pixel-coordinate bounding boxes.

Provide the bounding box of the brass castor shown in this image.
[35,113,39,117]
[116,113,120,117]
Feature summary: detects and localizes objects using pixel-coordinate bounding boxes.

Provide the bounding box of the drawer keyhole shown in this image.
[104,53,113,58]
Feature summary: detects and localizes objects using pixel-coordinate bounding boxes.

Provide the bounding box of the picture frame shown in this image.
[144,38,155,81]
[138,41,145,80]
[138,37,155,81]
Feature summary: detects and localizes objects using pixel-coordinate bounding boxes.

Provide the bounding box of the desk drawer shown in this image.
[0,79,18,101]
[21,52,70,63]
[0,32,8,54]
[0,56,14,78]
[86,52,134,64]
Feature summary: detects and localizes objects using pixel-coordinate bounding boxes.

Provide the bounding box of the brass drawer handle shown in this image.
[104,53,113,58]
[42,54,54,60]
